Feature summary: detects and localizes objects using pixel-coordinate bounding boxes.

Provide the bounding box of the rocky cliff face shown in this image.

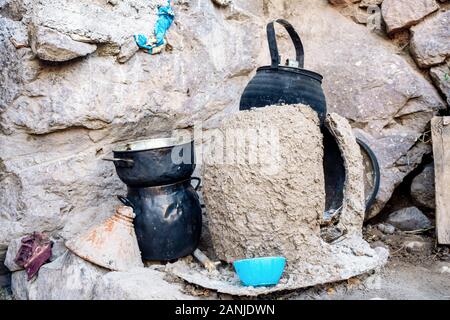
[0,0,448,270]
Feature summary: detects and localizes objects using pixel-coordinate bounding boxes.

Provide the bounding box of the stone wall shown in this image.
[0,0,448,272]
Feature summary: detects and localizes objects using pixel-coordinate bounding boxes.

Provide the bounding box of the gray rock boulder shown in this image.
[381,0,439,34]
[411,163,436,209]
[11,250,195,300]
[386,207,432,231]
[93,268,195,300]
[29,24,97,62]
[430,61,450,106]
[359,0,383,8]
[410,10,450,68]
[12,251,107,300]
[4,237,22,272]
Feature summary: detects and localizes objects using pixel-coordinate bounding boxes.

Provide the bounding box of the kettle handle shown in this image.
[117,195,135,210]
[267,19,305,69]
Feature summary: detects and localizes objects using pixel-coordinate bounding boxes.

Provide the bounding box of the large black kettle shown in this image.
[240,19,327,125]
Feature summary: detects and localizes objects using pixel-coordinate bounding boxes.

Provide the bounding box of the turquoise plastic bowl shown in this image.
[233,257,286,287]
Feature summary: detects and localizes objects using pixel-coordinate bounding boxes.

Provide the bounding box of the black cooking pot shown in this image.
[357,138,381,212]
[118,178,202,261]
[104,137,195,188]
[240,19,327,125]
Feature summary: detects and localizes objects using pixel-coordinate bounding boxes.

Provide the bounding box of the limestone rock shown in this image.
[386,207,432,231]
[349,7,372,25]
[93,268,195,300]
[117,36,139,64]
[410,10,450,68]
[411,163,436,210]
[280,0,445,219]
[0,16,40,111]
[359,0,383,8]
[0,0,262,268]
[29,24,97,62]
[381,0,439,34]
[430,61,450,105]
[12,251,107,300]
[4,237,22,272]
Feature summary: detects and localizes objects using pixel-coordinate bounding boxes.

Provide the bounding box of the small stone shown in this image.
[404,240,431,253]
[437,262,450,274]
[8,22,29,49]
[359,0,383,8]
[352,8,371,24]
[29,24,97,62]
[364,274,383,290]
[211,0,232,7]
[381,0,439,34]
[377,223,396,235]
[410,10,450,68]
[11,251,107,300]
[4,237,23,272]
[370,241,389,250]
[411,163,436,210]
[440,266,450,274]
[386,207,432,231]
[117,37,139,64]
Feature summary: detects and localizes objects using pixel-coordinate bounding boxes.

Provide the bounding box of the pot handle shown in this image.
[102,157,135,168]
[117,195,135,209]
[191,177,202,191]
[267,19,305,69]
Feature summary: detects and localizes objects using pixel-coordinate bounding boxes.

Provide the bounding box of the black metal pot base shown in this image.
[119,179,203,262]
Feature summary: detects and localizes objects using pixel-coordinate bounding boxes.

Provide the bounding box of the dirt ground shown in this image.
[1,228,449,301]
[284,227,450,300]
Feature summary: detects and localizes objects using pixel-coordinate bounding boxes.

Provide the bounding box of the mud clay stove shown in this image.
[168,106,388,296]
[166,20,388,296]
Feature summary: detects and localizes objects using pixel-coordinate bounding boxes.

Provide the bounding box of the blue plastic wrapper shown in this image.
[134,0,175,54]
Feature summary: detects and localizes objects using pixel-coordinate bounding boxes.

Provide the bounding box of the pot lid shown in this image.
[114,136,193,153]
